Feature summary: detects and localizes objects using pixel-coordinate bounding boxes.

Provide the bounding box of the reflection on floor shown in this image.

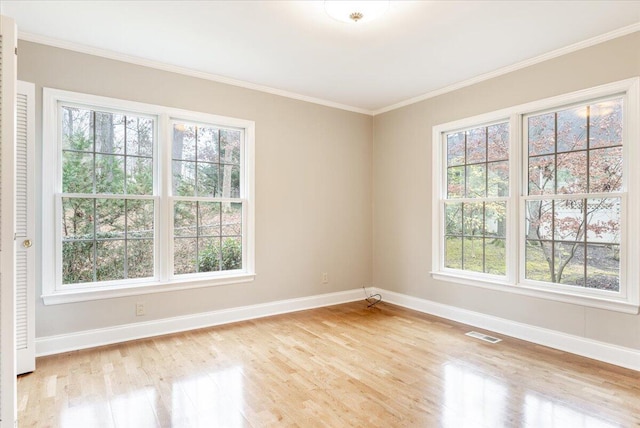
[18,302,640,427]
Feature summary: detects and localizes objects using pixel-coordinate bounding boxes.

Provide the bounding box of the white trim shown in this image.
[377,288,640,372]
[42,273,256,305]
[0,14,18,428]
[432,78,640,314]
[42,87,257,303]
[35,288,364,357]
[373,23,640,115]
[19,23,640,117]
[18,32,372,116]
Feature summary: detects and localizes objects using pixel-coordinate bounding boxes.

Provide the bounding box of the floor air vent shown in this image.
[465,331,502,344]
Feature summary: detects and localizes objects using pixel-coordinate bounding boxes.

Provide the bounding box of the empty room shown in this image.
[0,1,639,427]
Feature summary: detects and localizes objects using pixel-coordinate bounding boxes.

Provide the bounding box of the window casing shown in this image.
[432,78,640,313]
[42,89,255,304]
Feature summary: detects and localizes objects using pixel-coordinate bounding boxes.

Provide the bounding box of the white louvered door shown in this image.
[16,80,35,375]
[0,14,18,428]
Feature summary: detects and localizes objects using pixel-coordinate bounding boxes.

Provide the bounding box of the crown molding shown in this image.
[373,22,640,116]
[18,31,374,116]
[19,22,640,118]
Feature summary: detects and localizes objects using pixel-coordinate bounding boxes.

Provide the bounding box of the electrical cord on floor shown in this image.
[362,285,382,308]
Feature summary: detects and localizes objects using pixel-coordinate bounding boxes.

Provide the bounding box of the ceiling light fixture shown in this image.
[324,1,390,24]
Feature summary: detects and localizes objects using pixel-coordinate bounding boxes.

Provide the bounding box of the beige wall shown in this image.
[373,32,640,349]
[18,41,373,338]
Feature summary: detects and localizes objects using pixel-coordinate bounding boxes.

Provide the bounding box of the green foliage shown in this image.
[198,239,242,272]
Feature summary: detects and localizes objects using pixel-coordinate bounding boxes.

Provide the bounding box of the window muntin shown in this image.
[433,79,639,313]
[171,122,244,276]
[523,98,623,292]
[43,88,255,303]
[444,123,509,276]
[60,105,155,285]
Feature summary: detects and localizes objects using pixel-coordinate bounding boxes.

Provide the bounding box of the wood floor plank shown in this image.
[18,302,640,427]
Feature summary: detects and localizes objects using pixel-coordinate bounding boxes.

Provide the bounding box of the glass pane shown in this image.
[199,202,221,236]
[447,132,465,166]
[485,202,506,238]
[174,201,197,237]
[525,240,552,282]
[127,199,154,239]
[198,238,220,272]
[126,117,153,157]
[220,129,241,165]
[554,242,585,286]
[127,239,154,279]
[62,241,94,284]
[528,155,555,195]
[62,198,94,240]
[96,240,125,281]
[447,166,464,198]
[174,237,197,275]
[528,113,555,156]
[62,151,94,193]
[487,123,509,162]
[126,157,153,195]
[466,127,486,163]
[95,112,125,155]
[219,164,240,198]
[173,160,196,197]
[589,99,622,149]
[445,237,462,269]
[463,203,483,236]
[221,203,242,236]
[95,154,125,194]
[485,238,506,275]
[586,198,620,244]
[525,200,553,241]
[466,164,486,198]
[62,107,93,151]
[173,124,196,161]
[463,237,483,272]
[445,202,462,236]
[197,126,219,163]
[557,151,587,194]
[557,106,587,152]
[487,161,508,197]
[221,237,242,270]
[95,198,125,239]
[589,146,622,193]
[554,199,584,242]
[586,244,619,291]
[196,163,219,197]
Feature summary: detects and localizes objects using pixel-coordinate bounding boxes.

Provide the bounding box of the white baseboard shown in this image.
[36,288,365,357]
[376,288,640,372]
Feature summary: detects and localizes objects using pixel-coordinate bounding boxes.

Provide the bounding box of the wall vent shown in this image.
[465,331,502,344]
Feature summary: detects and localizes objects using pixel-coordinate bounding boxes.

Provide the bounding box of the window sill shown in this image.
[41,273,256,305]
[430,271,639,315]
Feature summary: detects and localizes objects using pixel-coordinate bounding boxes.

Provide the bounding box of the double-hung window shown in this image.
[433,78,639,313]
[42,89,255,304]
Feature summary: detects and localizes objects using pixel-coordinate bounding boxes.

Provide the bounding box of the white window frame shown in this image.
[432,78,640,314]
[42,88,255,305]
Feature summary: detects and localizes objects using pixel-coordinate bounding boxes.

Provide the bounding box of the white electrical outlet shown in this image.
[322,272,329,283]
[136,302,145,316]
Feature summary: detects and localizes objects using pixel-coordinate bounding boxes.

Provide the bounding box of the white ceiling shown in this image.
[2,1,640,113]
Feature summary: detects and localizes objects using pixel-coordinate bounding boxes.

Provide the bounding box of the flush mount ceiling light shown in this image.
[324,1,390,24]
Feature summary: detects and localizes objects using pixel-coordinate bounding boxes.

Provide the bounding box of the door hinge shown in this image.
[15,47,18,56]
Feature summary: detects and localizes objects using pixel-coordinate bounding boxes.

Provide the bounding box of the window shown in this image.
[524,99,622,291]
[171,122,244,275]
[444,123,509,276]
[433,79,639,313]
[42,89,255,304]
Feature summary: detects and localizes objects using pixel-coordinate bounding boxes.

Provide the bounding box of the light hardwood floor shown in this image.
[17,302,640,427]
